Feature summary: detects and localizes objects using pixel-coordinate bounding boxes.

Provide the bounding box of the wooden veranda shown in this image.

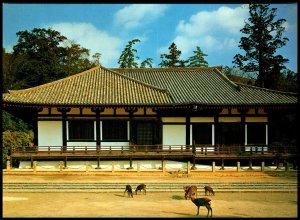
[9,144,297,169]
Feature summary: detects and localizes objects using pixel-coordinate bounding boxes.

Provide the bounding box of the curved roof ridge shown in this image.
[102,65,172,95]
[213,68,241,91]
[111,66,222,72]
[7,66,172,97]
[236,82,298,96]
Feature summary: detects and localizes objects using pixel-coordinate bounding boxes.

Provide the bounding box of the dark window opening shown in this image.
[68,120,94,140]
[193,123,212,145]
[102,120,127,141]
[247,123,266,145]
[219,123,242,145]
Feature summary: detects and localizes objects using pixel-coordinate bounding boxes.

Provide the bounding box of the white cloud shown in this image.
[48,22,122,67]
[171,5,249,58]
[176,6,249,37]
[114,4,168,29]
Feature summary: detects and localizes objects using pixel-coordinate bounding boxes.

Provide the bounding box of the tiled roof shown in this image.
[2,66,173,106]
[3,66,297,107]
[112,67,297,106]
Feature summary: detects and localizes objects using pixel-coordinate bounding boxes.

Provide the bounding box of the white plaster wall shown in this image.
[38,121,62,146]
[100,142,130,150]
[67,142,96,147]
[163,125,186,149]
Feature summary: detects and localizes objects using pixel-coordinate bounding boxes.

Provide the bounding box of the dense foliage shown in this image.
[233,4,289,90]
[159,42,186,68]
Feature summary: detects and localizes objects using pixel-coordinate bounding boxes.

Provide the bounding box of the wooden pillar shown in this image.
[161,156,165,172]
[220,158,225,170]
[191,155,197,170]
[128,156,133,169]
[64,157,67,168]
[96,157,101,169]
[186,116,190,147]
[111,162,115,172]
[91,107,104,146]
[137,161,140,173]
[237,161,240,172]
[33,161,37,173]
[248,157,253,170]
[59,161,63,172]
[187,161,190,176]
[58,108,71,147]
[212,161,216,172]
[261,161,265,172]
[30,157,33,169]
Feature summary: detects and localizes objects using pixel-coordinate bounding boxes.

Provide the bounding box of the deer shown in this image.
[135,184,146,195]
[124,184,133,198]
[183,185,197,200]
[204,186,215,196]
[190,195,212,217]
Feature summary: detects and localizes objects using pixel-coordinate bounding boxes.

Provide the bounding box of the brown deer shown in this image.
[124,184,133,198]
[183,185,197,200]
[135,184,146,195]
[190,195,212,217]
[204,186,215,196]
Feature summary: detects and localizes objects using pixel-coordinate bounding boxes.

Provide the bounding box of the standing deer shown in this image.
[190,195,212,217]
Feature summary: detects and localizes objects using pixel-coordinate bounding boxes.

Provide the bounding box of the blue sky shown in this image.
[3,3,298,72]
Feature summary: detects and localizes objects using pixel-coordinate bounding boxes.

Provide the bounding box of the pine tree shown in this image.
[118,39,140,68]
[186,46,208,67]
[233,4,289,89]
[159,42,185,68]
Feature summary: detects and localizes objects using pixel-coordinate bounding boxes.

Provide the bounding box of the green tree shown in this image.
[233,4,289,90]
[140,58,153,68]
[12,28,68,86]
[118,39,141,68]
[186,46,208,67]
[62,40,96,75]
[159,42,186,68]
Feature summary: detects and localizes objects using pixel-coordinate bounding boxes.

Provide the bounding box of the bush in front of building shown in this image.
[2,130,34,169]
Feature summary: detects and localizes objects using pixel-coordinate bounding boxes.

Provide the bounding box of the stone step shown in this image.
[3,182,297,192]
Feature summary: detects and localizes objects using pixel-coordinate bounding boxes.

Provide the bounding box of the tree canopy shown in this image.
[233,4,289,90]
[118,39,141,68]
[186,46,208,67]
[159,42,185,68]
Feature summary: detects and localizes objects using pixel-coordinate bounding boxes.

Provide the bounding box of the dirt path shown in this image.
[3,191,297,218]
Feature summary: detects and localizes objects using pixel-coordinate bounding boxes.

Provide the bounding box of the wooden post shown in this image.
[30,157,33,169]
[162,159,165,173]
[261,161,265,172]
[248,157,253,170]
[96,157,101,169]
[187,161,190,176]
[220,158,225,170]
[128,157,133,169]
[85,162,89,172]
[137,161,140,173]
[60,161,63,172]
[285,162,289,172]
[64,157,67,169]
[111,162,115,172]
[6,160,11,171]
[212,161,215,172]
[33,161,37,173]
[237,161,240,172]
[191,155,197,170]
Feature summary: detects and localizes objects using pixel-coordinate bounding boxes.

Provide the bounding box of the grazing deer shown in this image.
[124,184,133,198]
[135,184,146,195]
[184,185,197,200]
[204,186,215,196]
